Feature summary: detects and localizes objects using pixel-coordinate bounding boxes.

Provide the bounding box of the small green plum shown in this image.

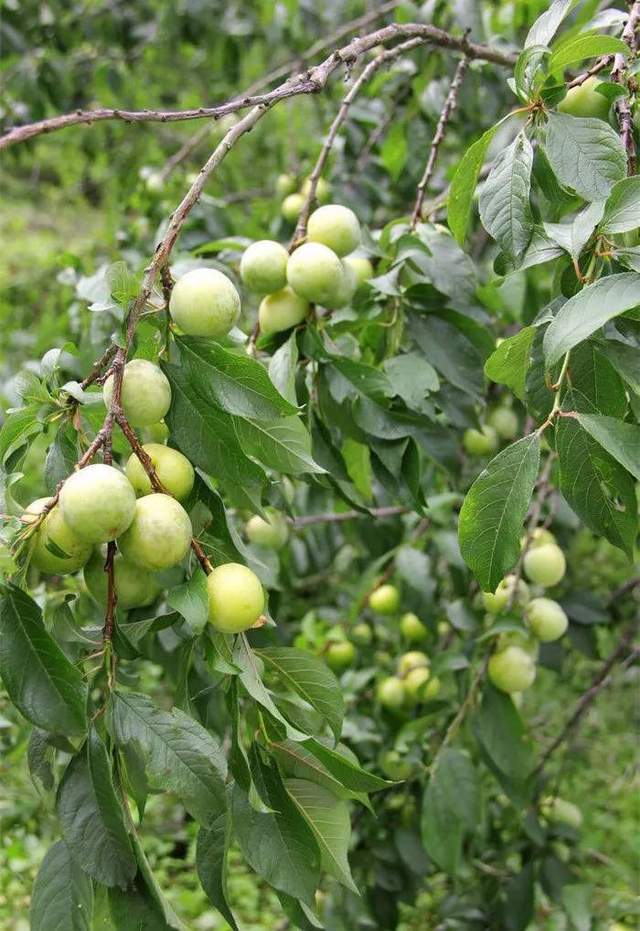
[245,508,289,550]
[286,242,344,306]
[307,204,361,257]
[486,406,518,440]
[276,173,296,197]
[240,240,289,294]
[541,796,583,830]
[398,650,429,677]
[437,620,450,637]
[301,177,331,204]
[488,646,536,693]
[24,498,92,575]
[117,494,192,571]
[351,623,373,645]
[523,542,566,587]
[344,255,374,286]
[482,575,530,613]
[323,259,357,309]
[126,444,194,500]
[400,611,427,643]
[378,750,411,780]
[525,597,568,642]
[258,287,309,335]
[207,562,265,633]
[368,583,400,615]
[281,193,305,221]
[558,76,610,121]
[141,421,170,444]
[404,666,431,705]
[521,526,557,550]
[325,640,356,672]
[169,267,240,338]
[463,425,499,456]
[60,464,137,544]
[423,676,441,700]
[377,676,406,711]
[103,359,171,428]
[83,549,161,609]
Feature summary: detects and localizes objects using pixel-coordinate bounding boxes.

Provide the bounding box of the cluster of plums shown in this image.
[239,203,373,335]
[463,400,519,457]
[483,528,568,695]
[277,172,331,221]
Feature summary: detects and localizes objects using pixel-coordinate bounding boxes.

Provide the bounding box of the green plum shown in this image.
[488,646,536,693]
[83,549,161,609]
[103,359,171,428]
[307,204,361,257]
[59,464,137,544]
[245,508,289,549]
[24,498,92,575]
[240,240,289,294]
[207,562,265,633]
[169,267,240,338]
[117,494,192,571]
[325,640,356,672]
[523,543,566,587]
[281,193,304,221]
[125,444,194,500]
[558,77,610,121]
[525,597,568,642]
[463,425,499,456]
[369,584,400,615]
[482,575,530,613]
[258,287,309,335]
[344,255,374,286]
[377,676,406,711]
[400,612,427,642]
[286,242,344,306]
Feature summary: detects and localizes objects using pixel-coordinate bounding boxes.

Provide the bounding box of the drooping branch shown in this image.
[410,54,469,228]
[0,24,516,152]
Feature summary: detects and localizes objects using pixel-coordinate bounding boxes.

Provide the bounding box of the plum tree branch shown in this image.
[611,0,640,175]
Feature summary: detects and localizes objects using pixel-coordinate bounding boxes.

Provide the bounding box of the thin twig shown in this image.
[78,345,117,392]
[410,54,468,228]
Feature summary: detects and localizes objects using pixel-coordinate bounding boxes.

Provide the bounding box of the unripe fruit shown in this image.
[258,287,309,335]
[141,421,170,444]
[404,666,431,704]
[307,204,361,257]
[325,640,356,672]
[378,750,411,780]
[245,508,289,550]
[525,597,568,642]
[463,425,499,456]
[103,359,171,428]
[84,549,161,610]
[207,562,265,633]
[496,629,539,659]
[281,193,304,221]
[351,623,372,645]
[118,494,192,571]
[24,498,92,574]
[301,177,331,204]
[423,675,441,700]
[126,444,194,500]
[344,255,374,286]
[169,268,240,338]
[400,612,427,643]
[276,173,296,197]
[286,242,344,306]
[323,260,358,310]
[369,583,400,615]
[558,76,610,121]
[486,406,518,440]
[398,651,429,677]
[240,240,289,294]
[60,464,136,544]
[437,620,450,637]
[521,526,556,550]
[488,646,536,693]
[541,796,583,830]
[377,676,406,711]
[483,575,530,614]
[523,543,566,587]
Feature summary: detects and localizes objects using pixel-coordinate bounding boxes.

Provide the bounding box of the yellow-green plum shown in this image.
[521,526,556,550]
[281,193,305,221]
[325,640,356,672]
[369,583,400,615]
[423,676,441,700]
[141,421,169,444]
[276,173,296,197]
[258,287,309,335]
[118,494,192,571]
[103,359,171,428]
[488,646,536,693]
[240,240,289,294]
[377,676,406,711]
[404,666,431,705]
[378,749,411,780]
[83,549,161,610]
[344,255,374,286]
[286,242,344,306]
[525,597,568,642]
[523,543,566,587]
[486,406,518,440]
[482,575,530,613]
[24,498,92,574]
[207,562,265,633]
[301,177,331,204]
[437,620,450,637]
[400,611,427,643]
[398,650,429,677]
[351,623,373,645]
[463,425,499,456]
[126,444,194,500]
[307,204,361,257]
[169,268,240,338]
[245,508,289,550]
[60,464,136,544]
[541,796,583,830]
[323,259,358,309]
[558,77,610,121]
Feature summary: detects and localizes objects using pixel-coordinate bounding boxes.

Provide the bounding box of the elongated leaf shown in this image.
[484,327,535,399]
[421,748,480,875]
[234,414,324,475]
[601,176,640,234]
[544,113,626,201]
[479,133,534,260]
[130,832,186,930]
[167,568,208,633]
[0,584,87,736]
[459,435,541,592]
[285,778,358,893]
[302,737,391,793]
[233,636,308,741]
[525,0,576,48]
[57,730,136,888]
[543,200,605,260]
[575,414,640,479]
[109,690,226,823]
[44,423,79,494]
[108,879,177,931]
[268,331,299,405]
[448,123,500,243]
[549,35,627,73]
[196,814,239,930]
[543,273,640,364]
[257,647,344,742]
[599,341,640,395]
[473,684,533,783]
[31,841,93,931]
[0,405,41,465]
[270,739,367,802]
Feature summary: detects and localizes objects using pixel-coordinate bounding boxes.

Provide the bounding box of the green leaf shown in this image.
[257,647,344,742]
[106,261,139,305]
[384,352,440,406]
[448,123,500,244]
[0,585,87,736]
[599,340,640,395]
[575,414,640,480]
[544,112,627,201]
[473,684,533,783]
[0,405,42,467]
[543,200,605,260]
[177,336,297,418]
[562,884,592,931]
[270,739,368,803]
[543,273,640,365]
[433,748,481,831]
[44,423,79,494]
[268,331,299,405]
[549,34,628,73]
[484,327,535,400]
[600,176,640,234]
[285,778,358,893]
[479,132,534,260]
[57,729,137,888]
[167,568,209,633]
[525,0,576,48]
[234,413,324,475]
[129,832,186,930]
[233,636,308,741]
[302,737,391,793]
[30,840,93,931]
[328,357,393,405]
[503,862,535,931]
[381,121,407,180]
[409,314,484,399]
[458,435,541,592]
[421,748,478,875]
[569,343,627,418]
[109,690,227,823]
[196,814,239,931]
